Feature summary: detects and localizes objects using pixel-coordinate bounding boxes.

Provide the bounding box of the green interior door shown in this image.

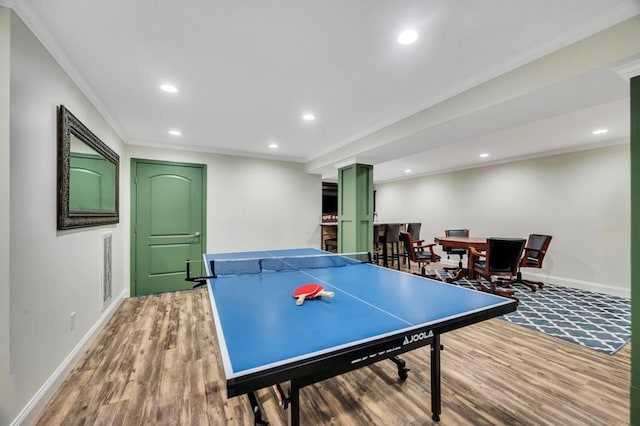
[132,160,206,296]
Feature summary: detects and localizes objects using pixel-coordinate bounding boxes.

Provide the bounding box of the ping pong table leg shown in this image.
[247,392,269,425]
[430,334,442,422]
[390,355,410,380]
[288,379,300,426]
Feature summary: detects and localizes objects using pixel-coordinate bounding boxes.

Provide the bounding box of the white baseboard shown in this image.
[522,271,630,298]
[11,288,128,426]
[436,259,630,298]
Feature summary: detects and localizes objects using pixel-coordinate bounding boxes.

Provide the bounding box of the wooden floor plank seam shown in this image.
[36,262,630,425]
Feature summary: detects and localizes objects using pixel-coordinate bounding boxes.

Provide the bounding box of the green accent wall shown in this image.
[337,164,374,254]
[631,75,639,426]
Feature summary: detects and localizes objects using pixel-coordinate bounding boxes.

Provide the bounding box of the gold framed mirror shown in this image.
[57,105,119,229]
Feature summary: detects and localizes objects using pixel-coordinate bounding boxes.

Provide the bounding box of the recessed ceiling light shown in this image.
[480,153,489,158]
[303,113,316,121]
[404,169,412,173]
[592,128,609,135]
[168,129,181,136]
[160,84,178,93]
[397,29,418,45]
[269,143,278,149]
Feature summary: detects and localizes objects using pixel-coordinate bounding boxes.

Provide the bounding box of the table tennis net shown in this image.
[211,252,371,277]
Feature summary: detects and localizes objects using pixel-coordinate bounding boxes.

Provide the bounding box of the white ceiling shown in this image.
[9,0,640,182]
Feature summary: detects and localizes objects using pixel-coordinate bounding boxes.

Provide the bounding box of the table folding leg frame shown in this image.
[247,391,269,425]
[247,337,444,426]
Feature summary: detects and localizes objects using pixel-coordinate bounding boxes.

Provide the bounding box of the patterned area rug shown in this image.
[431,270,631,355]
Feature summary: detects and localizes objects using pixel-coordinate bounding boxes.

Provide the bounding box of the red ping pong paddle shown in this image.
[292,283,334,305]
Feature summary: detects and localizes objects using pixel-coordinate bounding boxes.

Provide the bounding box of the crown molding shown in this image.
[127,138,306,163]
[614,57,640,79]
[9,0,128,143]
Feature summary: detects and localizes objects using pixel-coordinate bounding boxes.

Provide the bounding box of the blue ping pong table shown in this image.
[202,248,517,425]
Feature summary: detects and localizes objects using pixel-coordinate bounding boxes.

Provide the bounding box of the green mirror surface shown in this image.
[69,134,117,213]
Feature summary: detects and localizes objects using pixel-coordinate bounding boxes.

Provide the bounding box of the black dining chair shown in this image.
[407,223,422,243]
[400,232,440,277]
[404,223,423,267]
[507,234,553,291]
[470,237,526,301]
[443,229,469,271]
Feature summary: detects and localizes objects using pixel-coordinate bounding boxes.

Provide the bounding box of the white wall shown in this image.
[7,12,127,424]
[125,145,322,254]
[376,144,630,297]
[1,6,12,424]
[3,10,322,423]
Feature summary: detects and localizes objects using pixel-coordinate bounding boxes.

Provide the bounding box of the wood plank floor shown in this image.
[36,261,631,425]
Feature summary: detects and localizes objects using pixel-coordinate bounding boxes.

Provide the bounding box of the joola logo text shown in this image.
[403,330,433,345]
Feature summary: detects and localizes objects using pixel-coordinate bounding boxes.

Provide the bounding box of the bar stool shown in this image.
[373,225,383,264]
[324,238,338,253]
[384,224,401,270]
